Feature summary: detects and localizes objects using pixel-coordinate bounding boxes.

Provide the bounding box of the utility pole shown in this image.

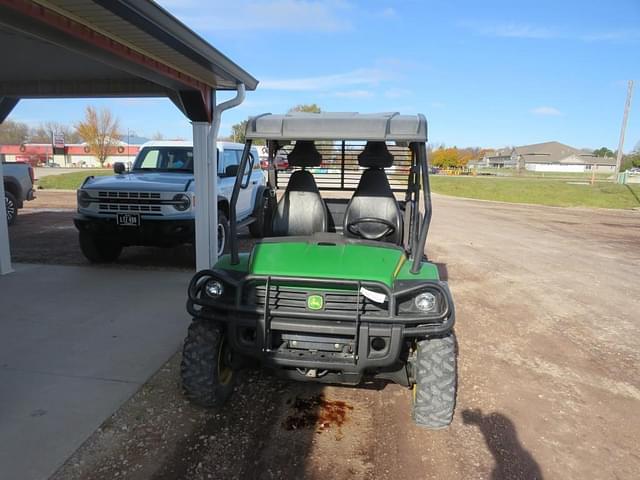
[615,80,634,175]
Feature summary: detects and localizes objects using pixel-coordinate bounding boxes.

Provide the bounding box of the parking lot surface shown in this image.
[0,263,192,480]
[8,192,640,479]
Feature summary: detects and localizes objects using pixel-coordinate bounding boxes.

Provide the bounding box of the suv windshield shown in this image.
[132,147,193,172]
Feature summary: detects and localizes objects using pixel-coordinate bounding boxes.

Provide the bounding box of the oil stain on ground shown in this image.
[283,394,354,439]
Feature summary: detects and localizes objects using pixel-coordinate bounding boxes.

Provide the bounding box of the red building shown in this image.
[0,143,141,167]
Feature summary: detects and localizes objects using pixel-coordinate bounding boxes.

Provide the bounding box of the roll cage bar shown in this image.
[229,139,433,275]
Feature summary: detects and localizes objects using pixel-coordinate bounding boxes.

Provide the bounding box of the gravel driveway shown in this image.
[10,191,640,479]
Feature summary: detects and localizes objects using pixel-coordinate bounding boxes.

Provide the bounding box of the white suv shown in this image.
[74,141,270,263]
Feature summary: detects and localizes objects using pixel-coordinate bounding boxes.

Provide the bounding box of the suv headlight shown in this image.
[77,190,91,208]
[172,193,191,211]
[398,289,445,315]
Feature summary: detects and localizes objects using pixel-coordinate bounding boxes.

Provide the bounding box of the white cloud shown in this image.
[462,21,556,39]
[384,88,411,99]
[531,106,562,116]
[334,90,373,98]
[260,68,395,91]
[580,30,640,42]
[379,7,397,18]
[459,20,640,43]
[158,0,352,33]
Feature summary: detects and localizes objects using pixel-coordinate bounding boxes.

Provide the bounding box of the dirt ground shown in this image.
[13,191,253,270]
[10,191,640,479]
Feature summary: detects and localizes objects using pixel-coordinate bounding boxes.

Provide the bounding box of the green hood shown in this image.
[252,241,403,286]
[215,241,440,287]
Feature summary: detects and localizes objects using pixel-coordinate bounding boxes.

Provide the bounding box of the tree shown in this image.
[621,149,640,171]
[230,119,248,143]
[151,131,165,141]
[593,147,615,158]
[0,120,30,145]
[227,119,265,145]
[288,104,321,113]
[430,147,470,168]
[30,121,81,144]
[75,106,121,167]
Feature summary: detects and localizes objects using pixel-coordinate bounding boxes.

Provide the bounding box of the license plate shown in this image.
[116,212,140,227]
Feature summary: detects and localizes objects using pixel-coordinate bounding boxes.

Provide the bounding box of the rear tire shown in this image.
[411,333,457,429]
[78,231,122,263]
[249,190,273,238]
[181,319,235,407]
[5,191,17,226]
[217,210,230,256]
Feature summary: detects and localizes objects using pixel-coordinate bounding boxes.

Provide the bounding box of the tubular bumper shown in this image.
[187,270,455,374]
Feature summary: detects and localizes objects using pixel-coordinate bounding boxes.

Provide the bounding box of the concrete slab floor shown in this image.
[0,263,192,480]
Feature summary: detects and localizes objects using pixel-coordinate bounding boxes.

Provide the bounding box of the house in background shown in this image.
[476,141,616,173]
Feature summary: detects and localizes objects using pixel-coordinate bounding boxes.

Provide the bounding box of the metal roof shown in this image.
[43,0,258,90]
[0,0,258,121]
[245,112,428,142]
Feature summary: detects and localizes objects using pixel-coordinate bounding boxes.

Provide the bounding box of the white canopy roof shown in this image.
[245,112,428,142]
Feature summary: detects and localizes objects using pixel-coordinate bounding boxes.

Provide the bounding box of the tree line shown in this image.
[0,106,121,167]
[3,102,639,170]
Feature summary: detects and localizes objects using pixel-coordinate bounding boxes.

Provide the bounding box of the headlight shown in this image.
[204,279,224,298]
[172,193,191,211]
[398,289,444,315]
[77,190,91,208]
[414,292,437,312]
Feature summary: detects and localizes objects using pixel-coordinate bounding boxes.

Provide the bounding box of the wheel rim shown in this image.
[217,336,233,385]
[217,222,226,257]
[5,195,15,222]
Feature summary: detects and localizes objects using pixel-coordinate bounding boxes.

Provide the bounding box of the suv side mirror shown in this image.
[224,164,239,177]
[113,162,126,174]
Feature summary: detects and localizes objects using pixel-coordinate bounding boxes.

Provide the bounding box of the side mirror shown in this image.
[113,162,126,174]
[224,164,239,177]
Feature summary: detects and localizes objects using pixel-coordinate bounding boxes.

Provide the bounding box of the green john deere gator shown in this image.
[181,112,457,428]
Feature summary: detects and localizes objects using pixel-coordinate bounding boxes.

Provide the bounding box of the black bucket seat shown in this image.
[272,141,328,236]
[343,141,403,244]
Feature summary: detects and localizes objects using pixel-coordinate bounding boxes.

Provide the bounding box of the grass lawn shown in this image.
[473,168,612,180]
[430,176,640,209]
[37,170,111,190]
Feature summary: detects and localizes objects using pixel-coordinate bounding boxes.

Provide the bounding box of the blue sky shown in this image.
[8,0,640,151]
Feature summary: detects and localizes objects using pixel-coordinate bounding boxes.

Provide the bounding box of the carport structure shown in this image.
[0,0,258,274]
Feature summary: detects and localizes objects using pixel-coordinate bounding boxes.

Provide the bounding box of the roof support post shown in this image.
[193,116,215,272]
[0,99,17,275]
[193,84,245,271]
[0,160,13,275]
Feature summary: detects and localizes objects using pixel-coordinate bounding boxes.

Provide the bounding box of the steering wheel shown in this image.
[346,217,396,240]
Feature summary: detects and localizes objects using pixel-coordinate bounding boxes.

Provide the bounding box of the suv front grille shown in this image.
[97,191,161,201]
[248,285,387,315]
[96,191,163,215]
[98,204,162,213]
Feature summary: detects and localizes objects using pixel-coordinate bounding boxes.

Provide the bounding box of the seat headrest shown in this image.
[358,141,394,168]
[287,141,322,167]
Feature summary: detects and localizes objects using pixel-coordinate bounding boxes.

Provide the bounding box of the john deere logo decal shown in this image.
[307,294,324,310]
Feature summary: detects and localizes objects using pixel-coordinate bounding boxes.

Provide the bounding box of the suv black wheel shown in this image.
[5,191,17,226]
[411,333,457,429]
[217,209,230,256]
[78,231,122,263]
[181,319,235,407]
